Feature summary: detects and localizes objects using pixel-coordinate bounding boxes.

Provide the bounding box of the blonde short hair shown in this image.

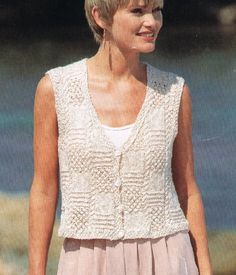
[84,0,161,44]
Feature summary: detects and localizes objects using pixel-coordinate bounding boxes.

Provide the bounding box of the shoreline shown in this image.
[0,191,235,231]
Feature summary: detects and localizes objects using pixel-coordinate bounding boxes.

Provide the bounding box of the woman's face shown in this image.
[107,0,163,54]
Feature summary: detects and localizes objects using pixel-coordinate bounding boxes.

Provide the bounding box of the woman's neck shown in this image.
[88,41,145,82]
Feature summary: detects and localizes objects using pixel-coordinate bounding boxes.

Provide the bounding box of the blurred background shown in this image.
[0,1,236,274]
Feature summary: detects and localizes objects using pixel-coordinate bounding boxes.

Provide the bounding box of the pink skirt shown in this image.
[57,230,199,275]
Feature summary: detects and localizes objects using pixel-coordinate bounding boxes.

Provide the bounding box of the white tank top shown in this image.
[101,123,135,149]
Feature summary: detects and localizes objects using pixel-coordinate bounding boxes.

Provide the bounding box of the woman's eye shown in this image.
[130,7,163,15]
[152,7,163,13]
[131,8,143,14]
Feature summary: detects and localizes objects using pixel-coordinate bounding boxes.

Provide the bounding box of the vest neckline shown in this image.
[82,57,152,155]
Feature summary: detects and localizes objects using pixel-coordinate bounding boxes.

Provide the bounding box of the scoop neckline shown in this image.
[83,57,151,154]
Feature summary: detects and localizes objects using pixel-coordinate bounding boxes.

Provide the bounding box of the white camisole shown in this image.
[101,123,135,149]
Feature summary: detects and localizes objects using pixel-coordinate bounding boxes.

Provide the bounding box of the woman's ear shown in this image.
[91,6,107,29]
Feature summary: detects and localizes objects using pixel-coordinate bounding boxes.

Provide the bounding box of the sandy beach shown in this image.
[0,193,236,275]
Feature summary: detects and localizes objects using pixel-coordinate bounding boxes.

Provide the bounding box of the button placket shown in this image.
[113,149,125,225]
[114,178,122,187]
[113,148,122,188]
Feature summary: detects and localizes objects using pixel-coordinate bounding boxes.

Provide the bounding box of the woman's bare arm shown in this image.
[171,84,213,275]
[28,75,59,275]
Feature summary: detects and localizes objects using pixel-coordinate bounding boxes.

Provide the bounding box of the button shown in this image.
[114,149,122,157]
[117,205,124,212]
[114,178,122,187]
[118,230,124,238]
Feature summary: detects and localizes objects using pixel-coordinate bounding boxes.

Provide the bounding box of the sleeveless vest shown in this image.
[46,58,189,240]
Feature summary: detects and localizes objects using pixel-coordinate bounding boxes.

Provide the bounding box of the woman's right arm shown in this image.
[28,75,59,275]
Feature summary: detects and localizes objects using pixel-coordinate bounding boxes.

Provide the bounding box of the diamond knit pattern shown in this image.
[45,58,189,240]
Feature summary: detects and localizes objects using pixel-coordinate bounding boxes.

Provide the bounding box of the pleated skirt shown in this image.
[57,229,199,275]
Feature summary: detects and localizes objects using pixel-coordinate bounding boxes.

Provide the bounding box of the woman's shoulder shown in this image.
[34,75,56,118]
[146,63,185,89]
[43,58,88,93]
[45,58,87,76]
[147,62,185,81]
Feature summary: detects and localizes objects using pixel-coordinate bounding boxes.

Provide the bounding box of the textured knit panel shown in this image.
[45,58,189,240]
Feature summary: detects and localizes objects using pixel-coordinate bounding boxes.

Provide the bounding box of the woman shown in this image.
[28,0,213,274]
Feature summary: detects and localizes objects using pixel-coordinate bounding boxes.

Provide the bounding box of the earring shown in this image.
[103,28,106,39]
[102,28,107,48]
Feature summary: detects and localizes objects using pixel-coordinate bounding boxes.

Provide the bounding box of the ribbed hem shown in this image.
[58,222,189,241]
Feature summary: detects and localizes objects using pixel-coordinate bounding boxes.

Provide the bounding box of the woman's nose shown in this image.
[143,12,163,28]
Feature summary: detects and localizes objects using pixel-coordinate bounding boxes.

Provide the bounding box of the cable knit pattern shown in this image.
[45,58,189,240]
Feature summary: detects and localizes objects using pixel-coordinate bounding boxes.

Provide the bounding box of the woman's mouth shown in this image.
[136,32,156,41]
[137,32,155,37]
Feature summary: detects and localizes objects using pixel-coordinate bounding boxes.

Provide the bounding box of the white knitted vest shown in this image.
[46,58,189,240]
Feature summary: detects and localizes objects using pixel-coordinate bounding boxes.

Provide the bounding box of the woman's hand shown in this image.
[28,75,59,275]
[171,84,213,274]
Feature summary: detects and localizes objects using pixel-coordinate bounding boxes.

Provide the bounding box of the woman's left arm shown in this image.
[171,84,213,275]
